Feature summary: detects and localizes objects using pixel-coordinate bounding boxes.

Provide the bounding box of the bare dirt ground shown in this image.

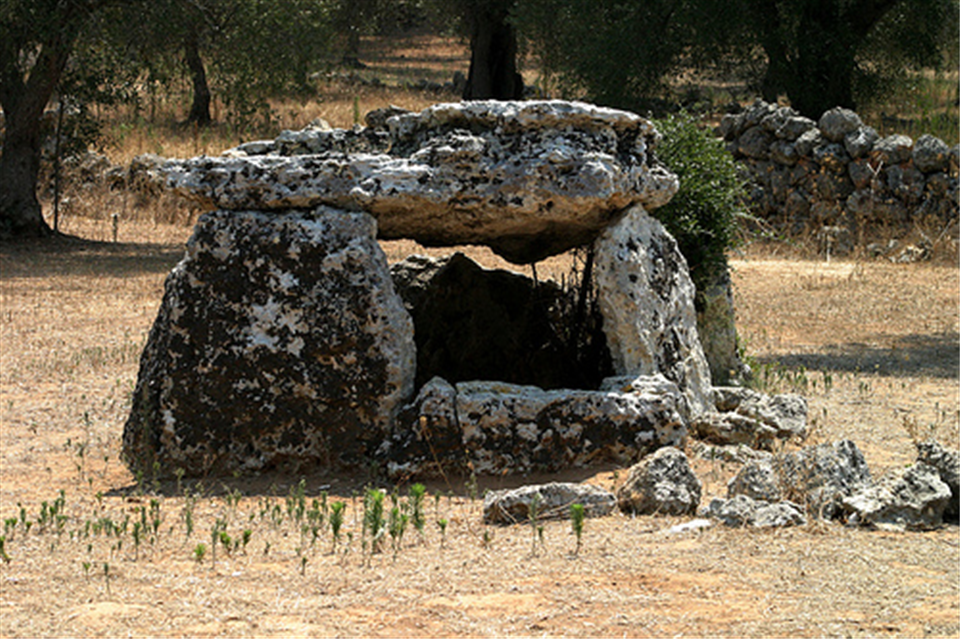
[1,217,958,638]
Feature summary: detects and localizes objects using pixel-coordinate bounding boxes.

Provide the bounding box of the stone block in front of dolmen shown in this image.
[382,376,688,478]
[483,482,616,525]
[122,207,415,477]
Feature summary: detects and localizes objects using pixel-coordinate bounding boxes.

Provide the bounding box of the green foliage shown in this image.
[409,483,427,541]
[651,113,745,290]
[362,488,386,554]
[514,0,730,110]
[569,503,585,555]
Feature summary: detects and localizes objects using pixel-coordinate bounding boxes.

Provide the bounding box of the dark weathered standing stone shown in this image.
[122,208,415,477]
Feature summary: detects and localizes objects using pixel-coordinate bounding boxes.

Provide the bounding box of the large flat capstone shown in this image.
[122,207,415,477]
[161,100,678,264]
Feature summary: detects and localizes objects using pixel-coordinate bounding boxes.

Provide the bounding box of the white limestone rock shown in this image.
[122,207,415,477]
[617,446,702,516]
[593,206,712,416]
[455,380,688,476]
[161,100,678,264]
[483,482,617,525]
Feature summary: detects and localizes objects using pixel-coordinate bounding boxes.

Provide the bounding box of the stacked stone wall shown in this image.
[718,100,959,254]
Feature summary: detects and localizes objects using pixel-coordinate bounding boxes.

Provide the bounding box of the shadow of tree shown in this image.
[0,234,185,279]
[754,332,959,379]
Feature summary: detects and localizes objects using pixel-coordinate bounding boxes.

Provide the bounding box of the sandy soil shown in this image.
[1,220,958,638]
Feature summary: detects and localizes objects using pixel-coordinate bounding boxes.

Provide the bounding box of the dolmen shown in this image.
[121,100,755,480]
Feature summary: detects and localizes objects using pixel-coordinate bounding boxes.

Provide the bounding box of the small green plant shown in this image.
[363,488,386,555]
[193,543,206,565]
[388,504,409,557]
[409,483,426,543]
[329,501,346,553]
[437,518,448,549]
[0,536,10,563]
[241,529,252,554]
[570,503,585,556]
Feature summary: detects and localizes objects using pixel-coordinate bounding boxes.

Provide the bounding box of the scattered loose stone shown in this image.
[483,482,616,525]
[842,462,951,530]
[915,440,959,521]
[728,458,782,503]
[701,495,806,528]
[617,446,702,516]
[775,439,873,519]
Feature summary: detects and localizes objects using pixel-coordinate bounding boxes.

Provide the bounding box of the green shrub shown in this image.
[651,113,746,291]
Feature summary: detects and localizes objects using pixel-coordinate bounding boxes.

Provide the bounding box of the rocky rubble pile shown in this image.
[720,100,959,256]
[484,438,959,532]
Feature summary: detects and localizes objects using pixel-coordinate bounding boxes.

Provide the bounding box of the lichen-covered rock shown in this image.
[593,206,712,417]
[842,462,951,530]
[692,412,778,450]
[711,387,807,440]
[916,440,959,520]
[775,440,872,519]
[728,459,782,502]
[122,208,415,477]
[843,126,879,160]
[913,134,952,174]
[381,377,463,479]
[617,446,701,515]
[483,482,616,525]
[163,100,679,264]
[702,495,806,528]
[456,380,688,475]
[872,134,914,165]
[818,107,863,143]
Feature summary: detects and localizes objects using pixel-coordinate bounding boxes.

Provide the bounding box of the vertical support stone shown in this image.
[593,205,713,416]
[122,207,415,477]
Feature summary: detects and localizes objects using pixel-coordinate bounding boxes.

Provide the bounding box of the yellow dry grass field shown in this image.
[1,213,958,638]
[2,33,959,639]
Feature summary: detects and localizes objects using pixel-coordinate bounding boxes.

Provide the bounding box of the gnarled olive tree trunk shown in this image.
[462,2,523,100]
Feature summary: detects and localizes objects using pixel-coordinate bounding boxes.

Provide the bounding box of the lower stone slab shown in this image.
[382,375,688,478]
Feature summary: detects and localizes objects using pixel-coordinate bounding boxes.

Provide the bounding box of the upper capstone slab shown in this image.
[162,100,678,264]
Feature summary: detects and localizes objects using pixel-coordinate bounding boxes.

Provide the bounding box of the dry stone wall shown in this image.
[719,100,959,254]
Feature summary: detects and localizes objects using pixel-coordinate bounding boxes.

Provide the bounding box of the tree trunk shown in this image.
[463,5,523,100]
[184,34,212,126]
[0,113,52,239]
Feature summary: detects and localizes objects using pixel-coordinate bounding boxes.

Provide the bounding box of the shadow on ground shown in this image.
[0,234,184,279]
[755,332,960,379]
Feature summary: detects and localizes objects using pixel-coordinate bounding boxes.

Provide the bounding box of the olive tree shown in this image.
[0,0,142,239]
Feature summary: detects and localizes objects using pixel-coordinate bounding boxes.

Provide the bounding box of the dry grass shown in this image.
[1,214,958,638]
[4,35,959,638]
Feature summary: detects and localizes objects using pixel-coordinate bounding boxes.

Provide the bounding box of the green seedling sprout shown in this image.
[437,518,448,549]
[570,503,585,556]
[0,536,10,563]
[330,501,346,553]
[363,488,386,555]
[193,543,206,565]
[409,483,427,543]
